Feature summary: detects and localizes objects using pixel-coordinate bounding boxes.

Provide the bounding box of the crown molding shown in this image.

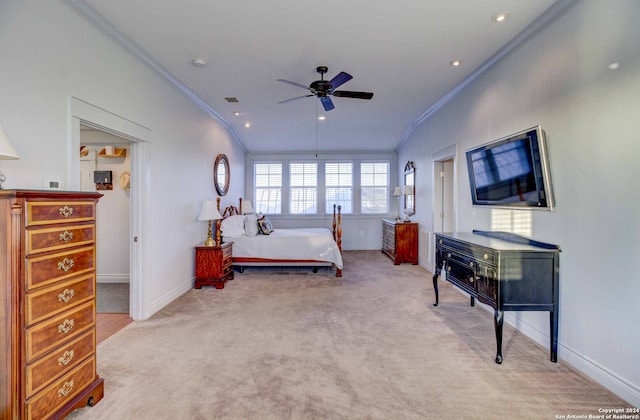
[61,0,247,153]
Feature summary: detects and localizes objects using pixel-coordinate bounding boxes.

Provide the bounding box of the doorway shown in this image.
[80,125,132,314]
[432,145,457,234]
[70,97,150,320]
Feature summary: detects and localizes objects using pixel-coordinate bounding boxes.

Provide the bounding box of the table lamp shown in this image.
[0,126,20,189]
[197,200,223,246]
[242,200,254,214]
[393,187,402,221]
[402,185,413,222]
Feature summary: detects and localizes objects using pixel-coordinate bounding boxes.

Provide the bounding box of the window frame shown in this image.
[325,161,354,214]
[248,152,396,217]
[289,161,318,214]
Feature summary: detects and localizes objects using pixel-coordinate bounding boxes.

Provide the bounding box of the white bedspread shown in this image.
[224,228,343,269]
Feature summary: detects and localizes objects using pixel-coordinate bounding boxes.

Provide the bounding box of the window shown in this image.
[254,163,282,214]
[325,162,353,213]
[249,153,393,216]
[360,162,389,214]
[290,162,317,214]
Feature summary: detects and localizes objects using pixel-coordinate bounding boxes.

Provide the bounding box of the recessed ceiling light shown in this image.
[191,58,207,68]
[234,111,241,116]
[608,62,620,70]
[318,115,326,121]
[450,60,462,67]
[245,122,251,128]
[492,12,509,23]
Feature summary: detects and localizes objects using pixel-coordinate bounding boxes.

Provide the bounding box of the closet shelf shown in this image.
[98,147,126,158]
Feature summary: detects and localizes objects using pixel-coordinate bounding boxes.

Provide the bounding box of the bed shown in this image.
[217,198,343,277]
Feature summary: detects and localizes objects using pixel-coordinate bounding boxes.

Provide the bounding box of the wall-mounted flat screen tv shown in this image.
[466,125,554,210]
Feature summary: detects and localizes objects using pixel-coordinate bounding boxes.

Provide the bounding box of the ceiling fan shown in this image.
[277,66,374,111]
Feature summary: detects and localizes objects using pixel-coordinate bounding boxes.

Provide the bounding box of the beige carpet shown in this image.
[68,251,628,419]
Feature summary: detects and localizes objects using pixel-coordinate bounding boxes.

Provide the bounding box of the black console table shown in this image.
[433,230,560,364]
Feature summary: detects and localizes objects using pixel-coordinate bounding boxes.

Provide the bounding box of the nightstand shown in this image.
[195,243,234,289]
[382,219,419,264]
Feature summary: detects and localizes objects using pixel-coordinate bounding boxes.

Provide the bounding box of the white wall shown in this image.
[0,0,246,317]
[398,0,640,406]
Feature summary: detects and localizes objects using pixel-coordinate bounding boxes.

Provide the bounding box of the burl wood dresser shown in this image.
[1,190,104,419]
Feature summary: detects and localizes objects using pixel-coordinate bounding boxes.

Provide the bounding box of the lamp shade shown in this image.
[197,200,222,221]
[403,185,413,195]
[0,126,20,159]
[242,200,254,214]
[393,187,402,197]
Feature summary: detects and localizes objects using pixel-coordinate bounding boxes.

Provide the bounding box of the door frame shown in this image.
[432,144,458,234]
[69,97,149,320]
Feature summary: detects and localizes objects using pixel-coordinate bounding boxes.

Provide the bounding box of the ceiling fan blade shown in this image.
[332,90,374,100]
[328,71,353,90]
[320,96,335,111]
[278,94,314,104]
[277,79,312,91]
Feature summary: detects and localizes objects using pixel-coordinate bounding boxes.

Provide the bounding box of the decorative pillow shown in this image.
[220,214,246,237]
[257,215,274,235]
[244,213,260,237]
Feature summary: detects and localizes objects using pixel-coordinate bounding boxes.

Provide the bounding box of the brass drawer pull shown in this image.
[469,261,474,267]
[57,380,74,397]
[483,253,489,260]
[58,350,75,366]
[57,288,75,303]
[57,258,75,272]
[59,230,74,242]
[58,319,75,334]
[58,205,74,217]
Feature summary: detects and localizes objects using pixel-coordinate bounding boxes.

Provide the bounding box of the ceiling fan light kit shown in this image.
[278,66,374,111]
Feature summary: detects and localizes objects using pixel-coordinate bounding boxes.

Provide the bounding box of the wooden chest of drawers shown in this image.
[0,190,104,419]
[381,219,418,264]
[195,243,233,289]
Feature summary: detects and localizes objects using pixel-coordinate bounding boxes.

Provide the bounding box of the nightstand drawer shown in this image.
[26,246,95,290]
[26,301,95,361]
[27,224,96,255]
[26,330,95,397]
[26,356,97,420]
[223,262,233,276]
[26,274,95,325]
[222,245,232,259]
[26,200,96,226]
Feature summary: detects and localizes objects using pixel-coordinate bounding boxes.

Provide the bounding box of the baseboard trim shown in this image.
[558,340,640,407]
[505,312,640,407]
[96,274,130,284]
[147,277,193,317]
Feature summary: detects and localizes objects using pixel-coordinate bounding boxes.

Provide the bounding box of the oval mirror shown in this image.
[214,154,230,196]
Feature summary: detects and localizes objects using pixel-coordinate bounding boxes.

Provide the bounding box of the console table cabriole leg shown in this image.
[432,273,439,306]
[494,308,504,364]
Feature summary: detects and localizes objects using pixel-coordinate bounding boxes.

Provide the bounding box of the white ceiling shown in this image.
[65,0,564,153]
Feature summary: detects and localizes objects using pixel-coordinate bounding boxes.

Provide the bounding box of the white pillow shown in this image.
[244,213,259,237]
[220,215,246,237]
